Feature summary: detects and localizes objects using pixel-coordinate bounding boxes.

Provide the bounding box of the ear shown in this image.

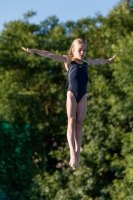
[72,47,75,53]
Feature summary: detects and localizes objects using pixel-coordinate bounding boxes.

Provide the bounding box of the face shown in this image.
[72,42,86,60]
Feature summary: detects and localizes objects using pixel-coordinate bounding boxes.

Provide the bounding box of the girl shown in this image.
[22,38,115,170]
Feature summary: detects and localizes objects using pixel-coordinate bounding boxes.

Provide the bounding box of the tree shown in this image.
[1,1,133,199]
[0,13,68,199]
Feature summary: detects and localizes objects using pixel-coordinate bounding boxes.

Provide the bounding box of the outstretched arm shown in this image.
[86,55,116,65]
[21,47,70,63]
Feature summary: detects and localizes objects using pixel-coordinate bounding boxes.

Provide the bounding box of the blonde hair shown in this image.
[68,38,87,58]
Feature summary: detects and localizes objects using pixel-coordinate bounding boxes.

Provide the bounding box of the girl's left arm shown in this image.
[86,55,116,65]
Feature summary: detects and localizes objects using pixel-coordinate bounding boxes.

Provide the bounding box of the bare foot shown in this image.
[69,153,76,170]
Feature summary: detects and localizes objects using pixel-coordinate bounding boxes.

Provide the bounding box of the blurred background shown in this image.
[1,0,133,199]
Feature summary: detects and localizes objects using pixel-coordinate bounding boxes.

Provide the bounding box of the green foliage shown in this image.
[1,0,133,199]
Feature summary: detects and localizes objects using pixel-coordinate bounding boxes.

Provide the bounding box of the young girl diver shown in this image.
[22,38,115,170]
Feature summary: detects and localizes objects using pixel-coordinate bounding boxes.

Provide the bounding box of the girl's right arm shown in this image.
[21,47,70,63]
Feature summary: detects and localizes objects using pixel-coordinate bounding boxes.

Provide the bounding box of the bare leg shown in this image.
[75,94,87,168]
[66,91,77,170]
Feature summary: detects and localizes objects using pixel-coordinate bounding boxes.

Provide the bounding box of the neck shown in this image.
[73,58,83,63]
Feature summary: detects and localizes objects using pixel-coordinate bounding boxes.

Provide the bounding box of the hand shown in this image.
[21,47,34,53]
[108,55,116,63]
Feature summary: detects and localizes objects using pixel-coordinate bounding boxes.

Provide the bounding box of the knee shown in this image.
[68,118,76,128]
[76,120,83,129]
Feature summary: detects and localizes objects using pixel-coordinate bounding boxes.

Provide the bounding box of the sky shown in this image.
[0,0,121,31]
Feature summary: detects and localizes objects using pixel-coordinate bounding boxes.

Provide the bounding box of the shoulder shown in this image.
[63,55,71,64]
[83,59,88,65]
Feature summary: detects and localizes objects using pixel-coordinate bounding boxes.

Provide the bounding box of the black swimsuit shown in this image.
[67,58,88,103]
